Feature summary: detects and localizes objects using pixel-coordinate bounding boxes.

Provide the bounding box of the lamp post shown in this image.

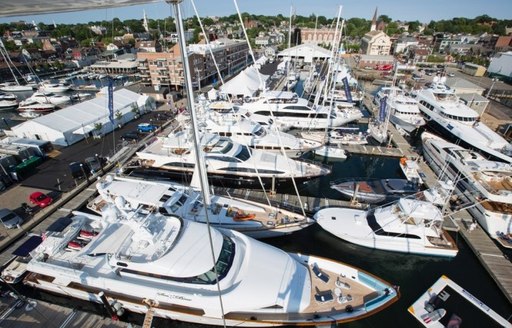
[95,153,104,174]
[486,77,497,99]
[482,78,498,117]
[80,163,89,183]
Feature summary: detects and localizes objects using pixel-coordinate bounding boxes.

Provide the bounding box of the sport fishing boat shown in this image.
[26,91,72,106]
[17,99,56,118]
[331,178,420,204]
[421,131,512,246]
[23,200,400,326]
[88,174,315,239]
[314,198,458,257]
[413,76,512,163]
[135,130,330,188]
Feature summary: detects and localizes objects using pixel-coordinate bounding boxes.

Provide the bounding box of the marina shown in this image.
[0,1,512,327]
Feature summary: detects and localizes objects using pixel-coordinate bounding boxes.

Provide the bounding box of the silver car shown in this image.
[0,208,23,229]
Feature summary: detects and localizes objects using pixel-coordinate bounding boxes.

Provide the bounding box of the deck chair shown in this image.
[312,263,330,283]
[315,290,334,303]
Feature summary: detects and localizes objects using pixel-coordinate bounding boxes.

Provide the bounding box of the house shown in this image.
[361,31,392,56]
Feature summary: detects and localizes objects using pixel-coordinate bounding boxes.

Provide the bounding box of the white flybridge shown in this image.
[88,174,315,239]
[414,75,512,163]
[189,97,323,158]
[135,129,330,188]
[373,86,425,134]
[23,197,399,326]
[421,131,512,246]
[238,90,363,131]
[314,198,459,257]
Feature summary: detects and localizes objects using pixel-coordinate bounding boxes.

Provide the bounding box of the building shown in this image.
[361,31,392,56]
[276,44,331,66]
[10,89,155,146]
[488,51,512,83]
[137,38,250,92]
[356,54,395,69]
[394,36,418,55]
[445,77,486,95]
[461,62,487,77]
[88,53,139,75]
[300,28,337,47]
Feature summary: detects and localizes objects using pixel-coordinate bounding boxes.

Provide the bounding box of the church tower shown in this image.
[370,7,378,32]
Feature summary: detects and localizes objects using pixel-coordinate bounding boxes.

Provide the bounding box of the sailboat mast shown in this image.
[169,0,210,205]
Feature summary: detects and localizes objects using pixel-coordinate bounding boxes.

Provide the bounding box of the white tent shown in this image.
[219,66,269,98]
[11,88,155,146]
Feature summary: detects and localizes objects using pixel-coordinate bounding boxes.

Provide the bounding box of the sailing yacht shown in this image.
[414,76,512,163]
[238,90,363,131]
[421,131,512,245]
[135,130,330,188]
[88,174,314,239]
[314,198,458,257]
[24,200,399,326]
[374,86,425,134]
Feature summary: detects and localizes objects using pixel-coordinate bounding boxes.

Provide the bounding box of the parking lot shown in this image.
[0,103,178,239]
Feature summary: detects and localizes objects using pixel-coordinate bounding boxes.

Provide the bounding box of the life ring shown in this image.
[400,157,407,166]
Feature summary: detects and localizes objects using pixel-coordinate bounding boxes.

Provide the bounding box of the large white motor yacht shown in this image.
[88,175,315,239]
[238,90,363,131]
[374,86,425,134]
[421,131,512,245]
[314,198,458,257]
[135,130,330,188]
[190,99,322,158]
[414,77,512,163]
[24,201,399,326]
[26,91,72,106]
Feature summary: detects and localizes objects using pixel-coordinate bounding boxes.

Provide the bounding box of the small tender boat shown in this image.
[408,275,512,327]
[331,178,420,204]
[399,157,424,185]
[311,145,347,159]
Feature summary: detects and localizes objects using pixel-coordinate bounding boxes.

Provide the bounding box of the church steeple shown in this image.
[370,7,378,32]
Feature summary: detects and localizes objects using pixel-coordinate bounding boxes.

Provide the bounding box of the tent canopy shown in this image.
[219,66,269,98]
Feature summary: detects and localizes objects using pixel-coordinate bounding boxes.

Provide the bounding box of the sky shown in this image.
[0,0,511,25]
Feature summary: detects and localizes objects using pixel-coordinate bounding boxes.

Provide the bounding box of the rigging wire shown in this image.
[233,0,308,218]
[167,2,227,327]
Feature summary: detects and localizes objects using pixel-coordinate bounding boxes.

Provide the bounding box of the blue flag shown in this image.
[108,78,114,125]
[379,96,387,122]
[342,77,353,104]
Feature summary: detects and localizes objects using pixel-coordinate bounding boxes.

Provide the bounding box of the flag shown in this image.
[342,77,353,104]
[108,78,114,124]
[379,96,387,122]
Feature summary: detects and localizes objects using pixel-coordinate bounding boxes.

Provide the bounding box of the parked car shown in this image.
[84,156,104,174]
[121,131,141,142]
[29,191,53,208]
[0,208,23,229]
[137,123,158,133]
[68,161,89,179]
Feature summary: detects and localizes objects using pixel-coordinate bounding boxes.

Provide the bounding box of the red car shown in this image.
[29,192,53,208]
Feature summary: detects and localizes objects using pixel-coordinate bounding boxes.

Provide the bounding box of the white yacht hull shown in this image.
[422,135,511,240]
[315,207,457,257]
